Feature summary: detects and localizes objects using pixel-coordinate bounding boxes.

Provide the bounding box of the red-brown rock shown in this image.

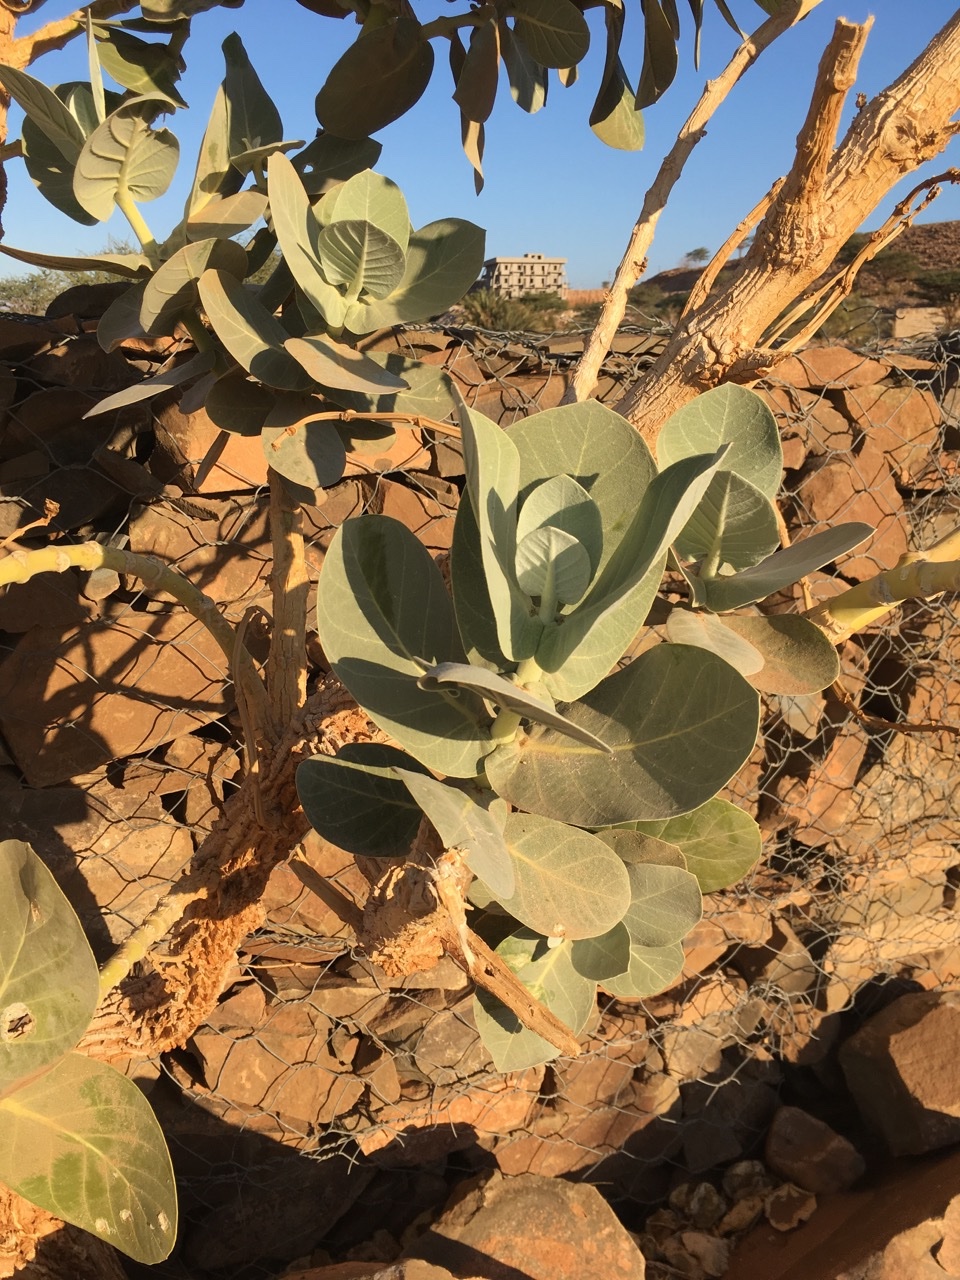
[764,1106,865,1194]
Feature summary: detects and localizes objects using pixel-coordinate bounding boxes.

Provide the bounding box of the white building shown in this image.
[480,253,567,298]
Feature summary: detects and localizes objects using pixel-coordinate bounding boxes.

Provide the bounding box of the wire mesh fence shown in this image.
[2,312,960,1278]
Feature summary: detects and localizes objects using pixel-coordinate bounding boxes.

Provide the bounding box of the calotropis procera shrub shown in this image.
[297,385,872,1070]
[0,840,177,1262]
[0,34,485,484]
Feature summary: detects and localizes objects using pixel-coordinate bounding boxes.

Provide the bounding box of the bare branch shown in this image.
[568,0,824,405]
[615,8,960,447]
[9,0,137,68]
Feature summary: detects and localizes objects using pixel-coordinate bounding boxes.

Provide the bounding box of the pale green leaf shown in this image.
[97,281,147,352]
[0,1052,177,1264]
[285,334,410,395]
[294,132,383,196]
[73,96,179,221]
[0,244,149,278]
[500,21,548,114]
[620,861,702,947]
[316,515,491,777]
[570,924,631,981]
[664,610,765,677]
[186,189,267,239]
[516,525,592,606]
[295,744,429,858]
[595,827,686,867]
[21,114,98,226]
[460,400,543,663]
[693,523,873,611]
[635,797,762,894]
[509,0,590,68]
[416,661,611,752]
[591,57,644,150]
[314,18,434,140]
[473,930,595,1070]
[658,383,782,499]
[204,368,276,436]
[0,841,98,1093]
[262,395,345,489]
[676,470,780,572]
[267,151,347,329]
[395,769,514,899]
[316,167,411,255]
[222,33,282,170]
[140,236,247,335]
[358,218,486,328]
[0,65,86,163]
[495,812,631,940]
[486,644,760,825]
[515,473,602,574]
[316,218,405,299]
[198,267,311,390]
[718,612,841,695]
[84,350,213,416]
[601,941,684,999]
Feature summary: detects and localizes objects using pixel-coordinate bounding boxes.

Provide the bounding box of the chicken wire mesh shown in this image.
[2,314,960,1279]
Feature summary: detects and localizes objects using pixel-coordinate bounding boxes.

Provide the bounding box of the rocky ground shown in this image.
[2,287,960,1279]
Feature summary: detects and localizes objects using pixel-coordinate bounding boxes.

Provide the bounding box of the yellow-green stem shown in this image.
[97,885,202,1000]
[806,555,960,643]
[0,541,272,730]
[116,190,160,266]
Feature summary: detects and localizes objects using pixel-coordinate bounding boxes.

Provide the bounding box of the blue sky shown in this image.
[5,0,960,288]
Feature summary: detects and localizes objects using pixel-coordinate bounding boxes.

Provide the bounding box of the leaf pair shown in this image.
[0,841,176,1264]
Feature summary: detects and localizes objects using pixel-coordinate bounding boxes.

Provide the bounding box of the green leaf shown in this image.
[416,661,611,752]
[509,0,590,68]
[516,525,592,606]
[295,743,430,858]
[357,218,486,328]
[315,18,435,139]
[500,21,548,113]
[453,19,500,124]
[664,610,765,677]
[262,395,346,489]
[658,383,782,499]
[94,26,187,104]
[186,81,239,219]
[316,218,406,300]
[0,65,86,164]
[718,613,841,695]
[676,471,780,573]
[460,400,543,664]
[486,644,760,825]
[495,812,631,940]
[534,449,727,701]
[285,334,410,395]
[637,0,679,107]
[186,189,267,239]
[692,523,873,611]
[222,33,283,170]
[73,96,179,221]
[595,827,686,867]
[294,132,383,196]
[267,151,348,330]
[591,57,645,150]
[395,770,514,899]
[515,473,602,575]
[635,797,761,893]
[204,368,277,435]
[570,924,631,981]
[142,0,240,16]
[619,861,702,947]
[140,236,247,335]
[97,281,147,352]
[316,516,491,777]
[198,267,311,390]
[324,354,458,421]
[452,400,656,672]
[0,244,149,277]
[601,941,684,999]
[473,930,595,1070]
[84,350,213,417]
[0,841,98,1093]
[316,168,411,255]
[0,1052,177,1264]
[21,115,98,226]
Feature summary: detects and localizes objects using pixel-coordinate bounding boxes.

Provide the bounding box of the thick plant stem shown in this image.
[0,540,273,739]
[115,190,160,266]
[805,526,960,644]
[569,0,822,405]
[266,468,308,732]
[96,884,204,1001]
